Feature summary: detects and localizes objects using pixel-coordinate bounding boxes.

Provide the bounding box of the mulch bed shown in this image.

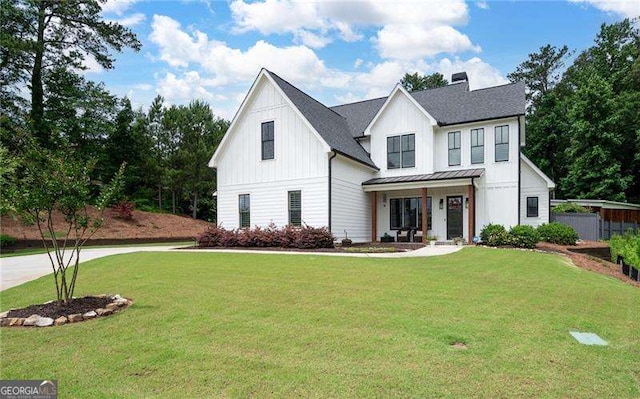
[537,242,640,288]
[7,296,112,319]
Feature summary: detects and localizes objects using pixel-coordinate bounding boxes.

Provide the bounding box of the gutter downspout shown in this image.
[517,117,522,225]
[328,151,337,233]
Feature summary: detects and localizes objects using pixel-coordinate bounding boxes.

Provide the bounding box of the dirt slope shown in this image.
[1,208,212,240]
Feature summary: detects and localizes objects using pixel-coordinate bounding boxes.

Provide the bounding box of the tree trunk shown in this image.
[172,190,176,214]
[192,192,198,219]
[31,2,47,145]
[158,185,162,210]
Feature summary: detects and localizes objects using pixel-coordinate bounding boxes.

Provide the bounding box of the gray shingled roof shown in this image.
[330,97,387,138]
[362,168,485,186]
[329,81,525,136]
[265,69,524,169]
[267,70,377,169]
[411,81,525,126]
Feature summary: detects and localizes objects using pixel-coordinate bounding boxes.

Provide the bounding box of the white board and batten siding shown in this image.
[434,117,521,230]
[367,90,436,177]
[216,77,329,229]
[331,155,375,243]
[520,158,551,227]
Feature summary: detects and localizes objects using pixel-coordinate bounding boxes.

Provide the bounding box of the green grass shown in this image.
[0,241,194,258]
[1,247,638,397]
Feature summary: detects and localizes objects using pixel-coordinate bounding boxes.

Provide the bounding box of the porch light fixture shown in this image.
[439,199,444,209]
[465,197,469,208]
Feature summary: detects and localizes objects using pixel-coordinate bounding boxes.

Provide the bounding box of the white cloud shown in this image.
[101,0,137,16]
[375,25,480,60]
[149,15,331,87]
[354,58,363,69]
[293,30,332,49]
[476,1,489,10]
[228,0,477,60]
[112,13,146,27]
[433,57,508,90]
[569,0,640,18]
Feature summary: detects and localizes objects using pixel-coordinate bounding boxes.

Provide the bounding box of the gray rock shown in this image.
[82,311,97,319]
[35,317,54,327]
[0,311,9,319]
[23,314,41,326]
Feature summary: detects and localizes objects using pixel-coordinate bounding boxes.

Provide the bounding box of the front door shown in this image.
[447,196,463,240]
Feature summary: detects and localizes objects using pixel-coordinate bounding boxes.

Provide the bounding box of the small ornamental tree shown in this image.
[11,139,125,304]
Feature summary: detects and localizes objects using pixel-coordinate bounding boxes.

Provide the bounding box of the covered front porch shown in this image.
[362,169,484,244]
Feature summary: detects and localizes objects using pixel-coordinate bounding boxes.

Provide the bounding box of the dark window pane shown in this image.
[471,146,484,164]
[387,136,401,169]
[261,121,274,160]
[527,197,539,217]
[495,143,509,162]
[239,194,250,227]
[288,191,302,226]
[449,148,461,166]
[402,150,415,168]
[390,198,402,229]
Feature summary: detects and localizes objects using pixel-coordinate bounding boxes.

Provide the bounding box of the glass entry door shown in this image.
[446,196,463,240]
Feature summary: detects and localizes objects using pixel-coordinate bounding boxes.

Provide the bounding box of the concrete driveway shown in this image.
[1,245,462,291]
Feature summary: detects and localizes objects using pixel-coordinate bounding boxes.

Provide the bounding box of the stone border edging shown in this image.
[0,294,132,328]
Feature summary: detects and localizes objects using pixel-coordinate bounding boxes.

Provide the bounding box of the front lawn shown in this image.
[1,248,638,397]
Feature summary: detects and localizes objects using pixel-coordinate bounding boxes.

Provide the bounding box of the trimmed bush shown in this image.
[552,203,591,213]
[0,234,17,248]
[537,222,579,245]
[197,223,334,249]
[480,224,509,247]
[509,225,540,249]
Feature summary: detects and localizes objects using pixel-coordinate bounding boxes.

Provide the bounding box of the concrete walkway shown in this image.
[0,245,462,291]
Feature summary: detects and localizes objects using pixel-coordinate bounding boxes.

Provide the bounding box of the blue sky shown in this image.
[93,0,639,118]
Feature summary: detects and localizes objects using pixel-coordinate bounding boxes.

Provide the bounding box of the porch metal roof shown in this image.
[362,168,485,186]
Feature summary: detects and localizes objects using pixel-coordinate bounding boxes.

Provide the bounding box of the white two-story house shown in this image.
[209,69,555,243]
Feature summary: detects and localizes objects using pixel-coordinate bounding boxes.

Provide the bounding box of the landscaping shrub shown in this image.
[610,231,640,267]
[196,224,226,247]
[537,222,579,245]
[509,225,539,249]
[112,201,134,220]
[197,224,334,249]
[0,234,17,248]
[480,224,509,247]
[295,225,334,249]
[552,203,591,213]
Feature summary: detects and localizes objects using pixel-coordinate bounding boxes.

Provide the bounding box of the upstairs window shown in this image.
[448,131,461,166]
[288,190,302,226]
[495,125,509,162]
[471,128,484,164]
[239,194,250,228]
[261,121,274,160]
[527,197,539,217]
[387,134,415,169]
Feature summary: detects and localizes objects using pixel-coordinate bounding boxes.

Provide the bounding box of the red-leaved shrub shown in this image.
[112,201,134,220]
[197,223,334,249]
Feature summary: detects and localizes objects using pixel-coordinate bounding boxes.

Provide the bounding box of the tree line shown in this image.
[402,19,639,203]
[1,0,229,220]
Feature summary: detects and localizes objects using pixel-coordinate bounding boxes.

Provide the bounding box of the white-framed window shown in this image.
[471,128,484,164]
